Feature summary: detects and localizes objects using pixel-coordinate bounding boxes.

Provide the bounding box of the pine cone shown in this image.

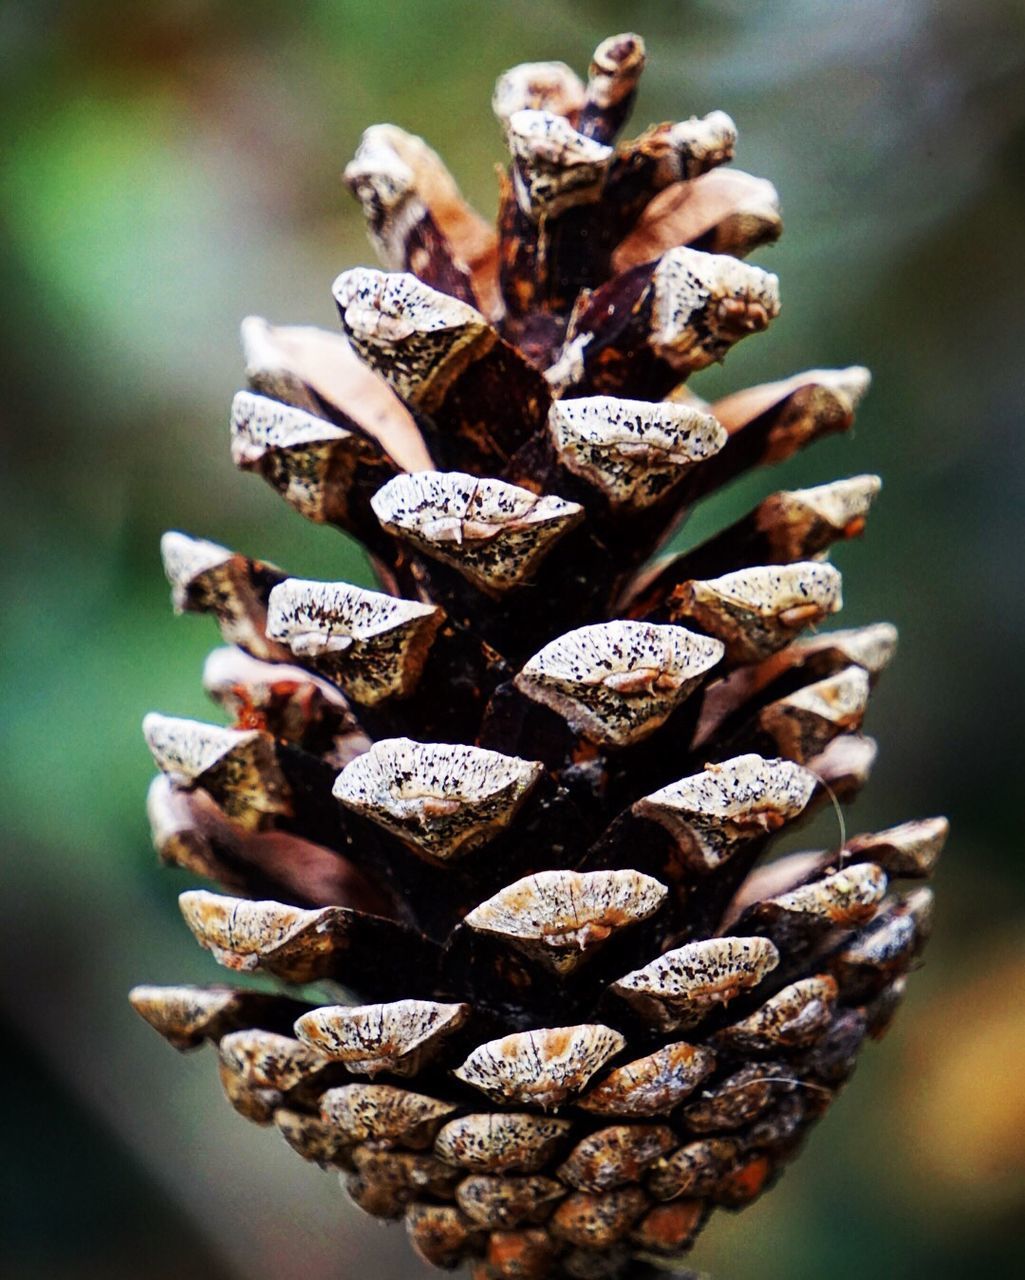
[132,33,948,1280]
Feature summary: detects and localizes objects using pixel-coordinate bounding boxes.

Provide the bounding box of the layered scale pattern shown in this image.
[133,33,948,1280]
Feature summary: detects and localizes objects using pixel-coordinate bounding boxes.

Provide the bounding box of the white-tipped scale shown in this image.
[239,316,433,473]
[219,1029,330,1093]
[547,396,726,511]
[294,1000,470,1077]
[230,391,387,525]
[757,862,888,927]
[715,975,838,1051]
[790,622,899,678]
[129,984,275,1052]
[142,713,291,828]
[434,1113,574,1174]
[758,664,872,763]
[515,620,724,748]
[492,61,586,132]
[161,531,238,610]
[506,109,615,220]
[159,530,289,661]
[320,1083,457,1149]
[463,869,668,974]
[178,890,353,983]
[454,1026,626,1108]
[610,936,780,1030]
[370,471,584,593]
[671,561,843,664]
[633,753,817,870]
[266,578,443,705]
[333,738,543,863]
[767,474,881,538]
[649,246,781,372]
[333,268,492,406]
[637,111,738,186]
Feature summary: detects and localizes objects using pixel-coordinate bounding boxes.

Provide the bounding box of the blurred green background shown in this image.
[3,1,1024,1276]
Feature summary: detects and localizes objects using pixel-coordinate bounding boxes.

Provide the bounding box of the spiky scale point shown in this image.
[179,890,339,976]
[546,247,780,398]
[742,863,889,937]
[792,621,899,677]
[160,530,291,661]
[129,984,306,1052]
[178,889,439,992]
[333,268,491,401]
[649,247,780,371]
[763,474,881,550]
[218,1029,331,1094]
[627,112,738,184]
[135,30,947,1280]
[758,663,872,762]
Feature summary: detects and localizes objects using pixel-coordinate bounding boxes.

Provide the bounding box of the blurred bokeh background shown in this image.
[3,1,1024,1276]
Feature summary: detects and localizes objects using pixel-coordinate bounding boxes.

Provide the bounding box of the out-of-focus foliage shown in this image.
[2,1,1023,1277]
